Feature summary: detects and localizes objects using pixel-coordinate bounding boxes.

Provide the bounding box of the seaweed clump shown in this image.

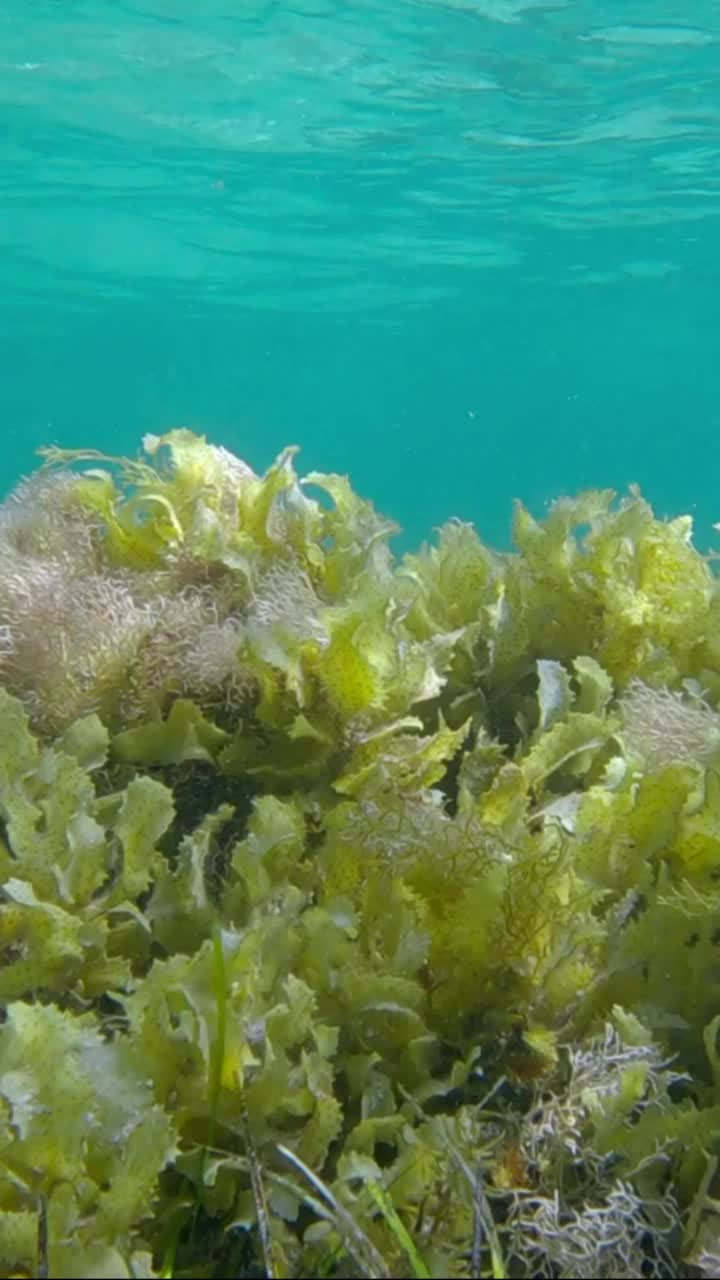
[1,430,720,1277]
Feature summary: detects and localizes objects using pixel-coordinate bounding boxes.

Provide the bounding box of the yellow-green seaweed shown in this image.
[0,430,719,1277]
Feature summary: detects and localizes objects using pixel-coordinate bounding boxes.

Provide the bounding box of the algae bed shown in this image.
[1,430,720,1278]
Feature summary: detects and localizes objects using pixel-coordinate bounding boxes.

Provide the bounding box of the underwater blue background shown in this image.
[2,0,719,551]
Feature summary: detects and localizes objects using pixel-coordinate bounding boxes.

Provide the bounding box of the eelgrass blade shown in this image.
[240,1096,277,1280]
[277,1143,391,1279]
[366,1179,430,1279]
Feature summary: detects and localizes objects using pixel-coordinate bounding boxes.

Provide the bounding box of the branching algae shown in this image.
[1,430,720,1277]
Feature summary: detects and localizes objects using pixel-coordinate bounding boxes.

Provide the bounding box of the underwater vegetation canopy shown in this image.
[2,430,720,1276]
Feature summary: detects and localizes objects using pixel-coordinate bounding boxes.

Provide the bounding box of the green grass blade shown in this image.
[366,1179,430,1279]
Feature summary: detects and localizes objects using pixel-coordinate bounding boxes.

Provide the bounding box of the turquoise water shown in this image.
[2,1,719,551]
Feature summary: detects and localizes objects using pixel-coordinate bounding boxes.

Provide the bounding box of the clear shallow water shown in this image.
[2,1,720,549]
